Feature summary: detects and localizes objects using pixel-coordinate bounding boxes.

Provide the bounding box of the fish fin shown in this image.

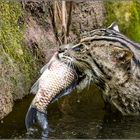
[32,53,59,94]
[25,106,37,129]
[31,61,49,95]
[32,62,50,95]
[30,79,39,94]
[40,64,48,74]
[31,62,52,95]
[40,52,59,74]
[51,81,77,104]
[57,86,74,98]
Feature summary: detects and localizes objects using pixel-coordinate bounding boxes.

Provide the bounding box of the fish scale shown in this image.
[31,57,76,113]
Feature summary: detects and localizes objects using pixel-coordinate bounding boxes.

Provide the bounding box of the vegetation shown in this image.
[0,0,38,100]
[105,0,140,43]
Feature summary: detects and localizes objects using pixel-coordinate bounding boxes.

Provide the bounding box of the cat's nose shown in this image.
[58,47,67,53]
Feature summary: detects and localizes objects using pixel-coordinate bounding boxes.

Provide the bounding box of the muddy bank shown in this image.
[0,0,106,119]
[0,1,40,119]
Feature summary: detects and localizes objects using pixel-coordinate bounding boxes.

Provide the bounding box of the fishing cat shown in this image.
[58,22,140,115]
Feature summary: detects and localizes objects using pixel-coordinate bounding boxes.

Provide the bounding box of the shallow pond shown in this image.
[0,85,140,139]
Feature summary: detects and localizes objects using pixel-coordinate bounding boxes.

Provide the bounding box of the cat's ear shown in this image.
[112,47,133,64]
[108,22,120,32]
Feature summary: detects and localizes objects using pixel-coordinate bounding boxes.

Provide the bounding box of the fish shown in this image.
[25,52,77,139]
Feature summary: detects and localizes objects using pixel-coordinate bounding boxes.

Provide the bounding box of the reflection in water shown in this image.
[97,113,140,139]
[0,95,33,139]
[0,86,140,139]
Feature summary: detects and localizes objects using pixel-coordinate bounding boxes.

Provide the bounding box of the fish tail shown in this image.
[25,106,37,129]
[25,106,49,139]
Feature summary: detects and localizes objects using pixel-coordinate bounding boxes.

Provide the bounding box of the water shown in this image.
[0,86,140,139]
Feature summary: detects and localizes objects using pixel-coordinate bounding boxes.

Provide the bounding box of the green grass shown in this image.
[104,0,140,43]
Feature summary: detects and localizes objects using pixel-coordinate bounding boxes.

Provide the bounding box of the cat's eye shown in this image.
[72,44,84,52]
[73,46,81,52]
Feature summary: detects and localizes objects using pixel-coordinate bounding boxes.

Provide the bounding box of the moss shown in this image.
[0,0,39,100]
[104,0,140,43]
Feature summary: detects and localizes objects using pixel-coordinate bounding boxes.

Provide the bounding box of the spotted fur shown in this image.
[58,22,140,115]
